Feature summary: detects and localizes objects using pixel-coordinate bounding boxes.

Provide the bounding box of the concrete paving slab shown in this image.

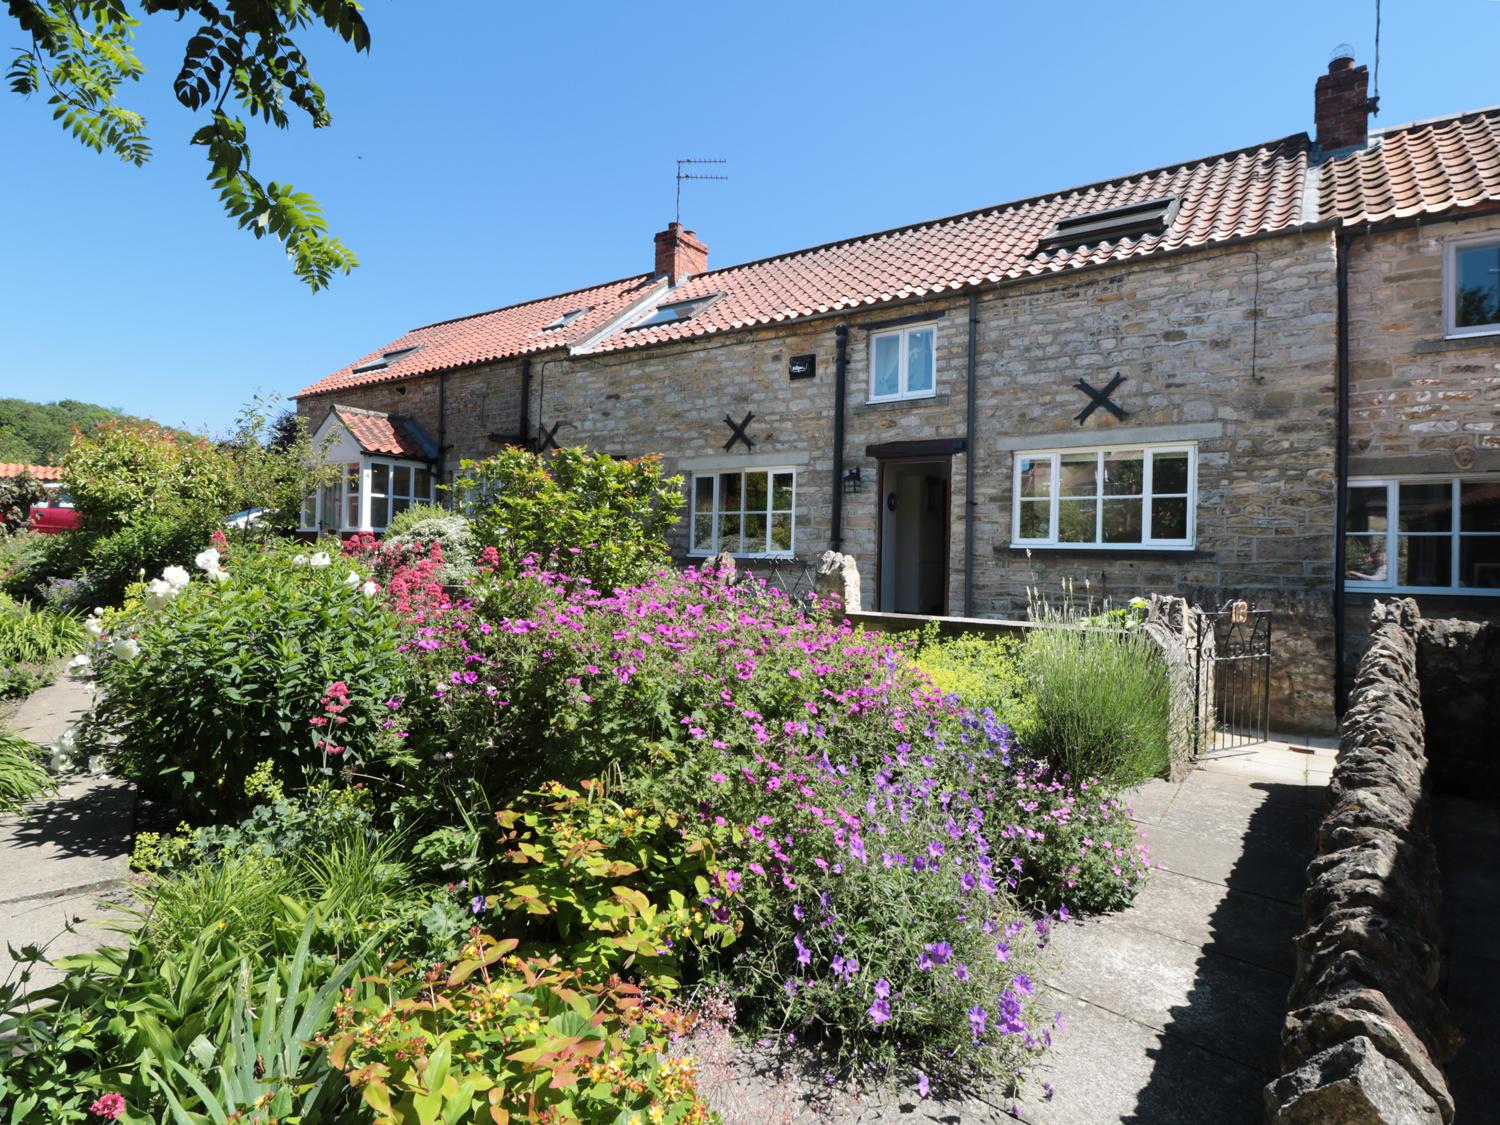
[1117,868,1300,977]
[1121,778,1180,826]
[0,777,134,903]
[1140,820,1310,904]
[1159,777,1320,856]
[1043,917,1288,1075]
[7,672,95,746]
[1194,755,1332,802]
[1,885,133,990]
[1016,989,1271,1125]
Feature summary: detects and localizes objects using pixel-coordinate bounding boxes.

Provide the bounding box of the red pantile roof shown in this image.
[331,406,435,460]
[297,107,1500,398]
[1319,106,1500,225]
[0,463,63,481]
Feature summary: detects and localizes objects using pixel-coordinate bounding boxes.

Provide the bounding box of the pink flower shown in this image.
[89,1093,126,1120]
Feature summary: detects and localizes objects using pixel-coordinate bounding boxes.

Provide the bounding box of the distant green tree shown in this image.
[0,398,138,464]
[5,1,373,290]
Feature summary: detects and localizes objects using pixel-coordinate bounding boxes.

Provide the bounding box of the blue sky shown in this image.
[1,0,1496,435]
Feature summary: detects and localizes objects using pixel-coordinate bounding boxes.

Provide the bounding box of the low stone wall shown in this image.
[1265,598,1461,1124]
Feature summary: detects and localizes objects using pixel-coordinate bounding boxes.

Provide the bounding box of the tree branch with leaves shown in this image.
[6,0,370,290]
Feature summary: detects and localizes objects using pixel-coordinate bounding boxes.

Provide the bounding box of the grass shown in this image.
[0,727,53,815]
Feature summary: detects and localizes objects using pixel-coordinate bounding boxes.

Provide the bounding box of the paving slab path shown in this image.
[1,672,135,991]
[689,738,1334,1125]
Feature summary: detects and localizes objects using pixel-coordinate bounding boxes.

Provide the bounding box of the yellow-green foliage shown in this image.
[913,624,1037,739]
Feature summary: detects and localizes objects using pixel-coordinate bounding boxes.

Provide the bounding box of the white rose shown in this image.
[85,617,104,637]
[67,654,91,671]
[194,547,221,572]
[344,571,362,588]
[294,554,309,565]
[143,578,174,610]
[309,552,332,568]
[361,580,379,599]
[162,565,191,589]
[110,637,140,660]
[205,566,229,583]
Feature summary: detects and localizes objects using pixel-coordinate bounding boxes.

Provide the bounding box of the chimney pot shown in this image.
[653,222,709,286]
[1315,53,1373,151]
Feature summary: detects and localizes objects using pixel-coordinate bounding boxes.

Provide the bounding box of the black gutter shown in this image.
[831,325,849,549]
[1332,229,1351,718]
[963,292,979,617]
[519,357,533,449]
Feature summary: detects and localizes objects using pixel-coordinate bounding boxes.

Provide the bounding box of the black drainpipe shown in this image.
[963,292,979,617]
[519,357,533,447]
[831,324,849,550]
[1332,229,1352,718]
[437,370,448,495]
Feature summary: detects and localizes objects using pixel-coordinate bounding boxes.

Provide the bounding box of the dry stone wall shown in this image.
[1266,598,1460,1124]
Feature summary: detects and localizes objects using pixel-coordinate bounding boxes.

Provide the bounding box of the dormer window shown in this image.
[631,295,718,330]
[351,345,420,374]
[1037,197,1179,254]
[542,307,589,331]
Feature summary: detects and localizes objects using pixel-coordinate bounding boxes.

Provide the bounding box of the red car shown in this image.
[29,495,80,535]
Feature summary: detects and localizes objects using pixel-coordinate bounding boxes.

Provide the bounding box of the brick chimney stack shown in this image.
[1315,53,1378,151]
[653,223,708,285]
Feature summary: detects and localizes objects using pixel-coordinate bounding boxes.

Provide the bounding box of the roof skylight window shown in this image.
[1037,196,1179,253]
[351,345,420,374]
[630,295,718,329]
[542,307,589,331]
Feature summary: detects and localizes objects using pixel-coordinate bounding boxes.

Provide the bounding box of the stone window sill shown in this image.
[854,392,953,414]
[999,545,1213,561]
[1415,333,1500,355]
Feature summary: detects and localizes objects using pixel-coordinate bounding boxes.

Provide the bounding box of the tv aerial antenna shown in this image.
[676,158,728,225]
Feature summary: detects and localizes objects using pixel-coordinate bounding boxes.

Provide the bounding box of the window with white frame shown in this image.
[1445,235,1500,338]
[1012,444,1196,548]
[869,323,936,401]
[689,468,796,556]
[368,460,434,530]
[1345,477,1500,593]
[299,459,436,533]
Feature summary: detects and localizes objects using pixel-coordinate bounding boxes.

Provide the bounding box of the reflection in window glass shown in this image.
[1012,446,1194,548]
[691,468,796,556]
[1346,478,1500,592]
[1455,242,1500,330]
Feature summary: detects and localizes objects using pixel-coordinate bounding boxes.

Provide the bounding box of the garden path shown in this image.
[1,672,134,991]
[689,737,1335,1125]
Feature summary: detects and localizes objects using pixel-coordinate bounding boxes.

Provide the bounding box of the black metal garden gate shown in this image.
[1193,600,1273,754]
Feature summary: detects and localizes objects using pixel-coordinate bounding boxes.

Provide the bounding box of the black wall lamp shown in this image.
[842,465,863,494]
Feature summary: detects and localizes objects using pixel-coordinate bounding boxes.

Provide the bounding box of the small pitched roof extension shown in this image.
[296,105,1500,400]
[0,463,64,481]
[329,406,436,461]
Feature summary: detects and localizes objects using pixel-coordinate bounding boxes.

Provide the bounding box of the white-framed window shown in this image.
[868,323,936,402]
[1011,443,1196,549]
[689,468,796,556]
[368,459,434,530]
[299,458,435,533]
[1444,234,1500,338]
[1345,476,1500,594]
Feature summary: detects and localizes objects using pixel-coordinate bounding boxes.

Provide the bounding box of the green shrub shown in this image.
[384,507,479,583]
[912,624,1036,739]
[0,728,52,815]
[474,780,743,994]
[0,529,79,602]
[85,544,410,821]
[0,594,87,698]
[329,935,719,1125]
[452,446,684,592]
[78,511,217,607]
[0,473,47,534]
[1022,625,1171,785]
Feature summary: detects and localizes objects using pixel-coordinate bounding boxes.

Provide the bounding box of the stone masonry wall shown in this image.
[1347,212,1500,471]
[1266,598,1460,1124]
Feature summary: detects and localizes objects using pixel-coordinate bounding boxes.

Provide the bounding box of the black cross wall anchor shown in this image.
[1073,374,1129,425]
[536,421,565,452]
[723,412,755,452]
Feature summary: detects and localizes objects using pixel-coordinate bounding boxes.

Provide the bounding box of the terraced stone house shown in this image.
[294,56,1500,733]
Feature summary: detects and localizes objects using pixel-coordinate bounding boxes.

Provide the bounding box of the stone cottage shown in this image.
[294,57,1500,733]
